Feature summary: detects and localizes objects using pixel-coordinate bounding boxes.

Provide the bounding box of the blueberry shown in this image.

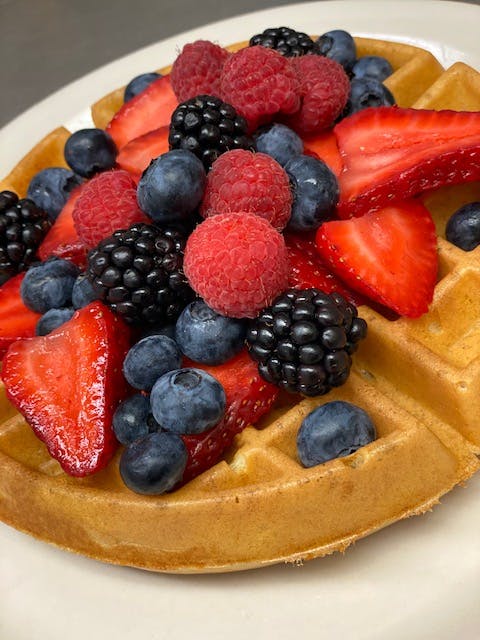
[124,72,161,102]
[123,334,182,391]
[255,123,304,167]
[297,400,376,467]
[119,431,187,495]
[352,55,393,83]
[175,300,247,365]
[315,30,356,73]
[137,149,206,225]
[445,202,480,251]
[284,155,339,231]
[64,128,117,178]
[35,307,75,336]
[150,368,226,435]
[21,258,79,313]
[27,168,82,221]
[347,78,395,115]
[71,273,99,309]
[113,393,160,445]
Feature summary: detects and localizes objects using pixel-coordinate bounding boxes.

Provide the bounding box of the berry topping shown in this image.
[72,169,148,249]
[183,212,289,319]
[171,40,230,102]
[352,55,393,82]
[119,432,188,495]
[71,273,98,309]
[113,393,156,445]
[302,129,343,177]
[445,202,480,251]
[249,27,317,57]
[0,273,41,359]
[124,72,162,102]
[175,299,247,365]
[200,149,292,231]
[284,155,339,231]
[106,74,178,150]
[254,123,304,167]
[0,190,51,285]
[27,168,82,222]
[86,222,194,326]
[315,29,357,73]
[246,288,367,396]
[287,55,350,134]
[315,199,438,317]
[335,106,480,218]
[64,128,117,178]
[297,401,376,466]
[20,258,79,314]
[35,307,75,336]
[2,302,130,476]
[116,126,169,175]
[136,149,206,225]
[345,77,395,116]
[122,334,182,391]
[168,95,255,170]
[150,368,227,435]
[220,46,300,131]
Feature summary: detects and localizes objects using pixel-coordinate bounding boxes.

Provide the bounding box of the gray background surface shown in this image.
[0,0,479,128]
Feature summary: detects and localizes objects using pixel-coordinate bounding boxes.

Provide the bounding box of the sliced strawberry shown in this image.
[106,75,178,150]
[335,106,480,218]
[315,199,438,317]
[285,230,365,306]
[38,184,87,267]
[0,274,41,360]
[180,349,278,484]
[116,126,169,175]
[2,302,131,477]
[303,129,343,177]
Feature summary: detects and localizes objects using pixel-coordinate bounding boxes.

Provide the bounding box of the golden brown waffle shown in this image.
[0,37,479,573]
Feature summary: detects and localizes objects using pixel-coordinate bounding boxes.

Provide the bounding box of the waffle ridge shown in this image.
[0,37,480,573]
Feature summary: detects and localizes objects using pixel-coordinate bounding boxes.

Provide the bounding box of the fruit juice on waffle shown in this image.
[0,27,479,573]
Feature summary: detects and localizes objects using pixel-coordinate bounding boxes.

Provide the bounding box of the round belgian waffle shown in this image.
[0,38,479,573]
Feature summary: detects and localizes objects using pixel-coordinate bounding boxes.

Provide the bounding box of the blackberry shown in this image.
[249,27,317,57]
[246,289,367,396]
[0,190,51,285]
[86,223,194,326]
[168,95,255,170]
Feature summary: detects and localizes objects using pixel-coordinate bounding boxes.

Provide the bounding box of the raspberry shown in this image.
[72,170,148,249]
[183,212,289,318]
[286,55,350,134]
[200,150,292,230]
[171,40,230,103]
[220,46,300,132]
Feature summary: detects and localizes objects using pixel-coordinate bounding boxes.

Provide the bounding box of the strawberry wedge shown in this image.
[335,106,480,218]
[315,199,438,318]
[303,129,343,177]
[2,302,131,477]
[0,274,41,360]
[116,126,169,175]
[106,75,178,150]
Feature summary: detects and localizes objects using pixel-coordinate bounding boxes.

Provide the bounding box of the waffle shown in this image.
[0,37,479,573]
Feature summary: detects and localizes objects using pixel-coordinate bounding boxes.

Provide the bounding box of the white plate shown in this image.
[1,2,480,639]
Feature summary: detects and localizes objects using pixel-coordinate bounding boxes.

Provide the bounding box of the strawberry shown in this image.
[106,75,178,150]
[335,106,480,218]
[285,230,365,306]
[303,129,343,177]
[2,302,131,477]
[180,349,278,483]
[0,273,41,360]
[37,184,87,267]
[116,126,169,175]
[315,199,438,318]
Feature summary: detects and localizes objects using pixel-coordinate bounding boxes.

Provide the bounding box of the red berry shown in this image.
[286,55,350,135]
[0,273,41,360]
[220,46,300,132]
[116,126,169,175]
[171,40,230,102]
[184,212,289,318]
[200,149,292,230]
[72,170,149,249]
